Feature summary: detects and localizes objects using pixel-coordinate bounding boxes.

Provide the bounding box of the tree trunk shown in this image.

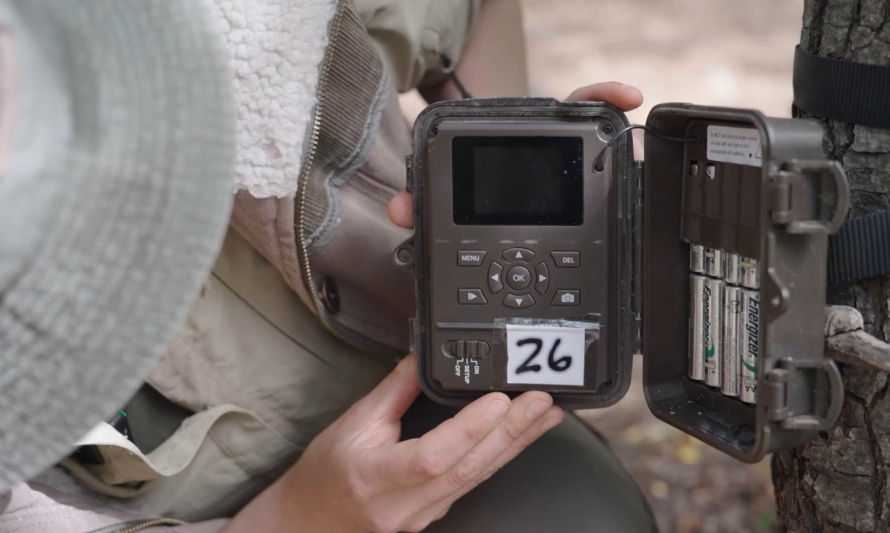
[772,1,890,532]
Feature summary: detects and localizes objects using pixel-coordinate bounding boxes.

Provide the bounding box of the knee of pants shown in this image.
[404,397,657,533]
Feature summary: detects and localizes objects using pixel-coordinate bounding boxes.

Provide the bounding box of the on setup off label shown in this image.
[707,125,763,167]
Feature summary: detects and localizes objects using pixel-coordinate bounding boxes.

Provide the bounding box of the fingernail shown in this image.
[487,398,510,422]
[526,398,550,420]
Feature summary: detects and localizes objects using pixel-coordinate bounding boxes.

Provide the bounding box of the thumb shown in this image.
[566,81,643,111]
[353,354,421,422]
[387,190,414,229]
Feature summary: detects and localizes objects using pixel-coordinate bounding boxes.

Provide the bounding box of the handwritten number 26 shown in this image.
[516,337,572,374]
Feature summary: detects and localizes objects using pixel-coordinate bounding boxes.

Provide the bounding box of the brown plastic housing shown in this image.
[397,99,848,462]
[399,98,636,408]
[642,104,847,461]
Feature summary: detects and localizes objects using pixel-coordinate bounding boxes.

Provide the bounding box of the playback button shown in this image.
[458,288,487,305]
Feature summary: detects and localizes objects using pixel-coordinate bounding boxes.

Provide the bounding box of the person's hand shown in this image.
[388,81,643,228]
[223,354,563,533]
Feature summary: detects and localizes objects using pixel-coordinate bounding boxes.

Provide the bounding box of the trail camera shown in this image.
[394,99,848,462]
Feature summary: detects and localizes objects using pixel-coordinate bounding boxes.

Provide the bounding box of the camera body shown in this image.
[397,100,634,407]
[395,98,847,461]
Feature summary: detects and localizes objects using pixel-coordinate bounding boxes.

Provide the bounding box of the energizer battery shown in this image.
[724,253,741,285]
[690,244,705,274]
[739,257,759,289]
[690,274,722,384]
[703,248,723,279]
[722,285,742,396]
[739,288,760,404]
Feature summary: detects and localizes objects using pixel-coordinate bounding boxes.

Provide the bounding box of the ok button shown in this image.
[506,265,531,290]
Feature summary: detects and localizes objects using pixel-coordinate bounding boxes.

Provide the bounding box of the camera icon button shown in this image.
[551,290,580,306]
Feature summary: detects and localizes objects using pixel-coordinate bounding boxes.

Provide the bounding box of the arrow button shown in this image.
[458,288,487,305]
[488,262,504,293]
[502,247,535,263]
[534,262,550,293]
[503,293,535,309]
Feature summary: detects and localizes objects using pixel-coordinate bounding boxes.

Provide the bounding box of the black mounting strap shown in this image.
[828,209,890,287]
[793,45,890,129]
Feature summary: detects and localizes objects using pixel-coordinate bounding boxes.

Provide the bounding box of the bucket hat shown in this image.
[0,0,235,491]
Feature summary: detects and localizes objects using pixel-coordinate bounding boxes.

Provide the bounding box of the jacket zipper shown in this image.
[293,2,404,359]
[296,0,346,316]
[99,518,187,533]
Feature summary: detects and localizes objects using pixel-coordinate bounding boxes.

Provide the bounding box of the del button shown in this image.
[551,251,580,268]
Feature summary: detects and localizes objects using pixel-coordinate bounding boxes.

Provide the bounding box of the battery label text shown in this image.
[707,126,763,167]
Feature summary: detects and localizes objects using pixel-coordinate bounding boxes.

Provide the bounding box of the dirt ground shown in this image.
[522,1,803,532]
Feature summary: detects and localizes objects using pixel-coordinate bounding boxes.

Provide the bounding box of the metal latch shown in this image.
[764,357,844,430]
[768,159,849,234]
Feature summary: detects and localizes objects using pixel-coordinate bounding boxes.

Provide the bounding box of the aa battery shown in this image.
[689,275,706,381]
[703,277,723,387]
[724,253,741,286]
[703,248,723,278]
[739,289,760,404]
[739,256,760,289]
[690,244,705,274]
[721,285,742,396]
[689,274,723,384]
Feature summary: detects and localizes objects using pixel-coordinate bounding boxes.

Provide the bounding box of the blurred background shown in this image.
[404,1,805,531]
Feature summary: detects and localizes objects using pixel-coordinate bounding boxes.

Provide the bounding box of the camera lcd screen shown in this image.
[452,136,583,225]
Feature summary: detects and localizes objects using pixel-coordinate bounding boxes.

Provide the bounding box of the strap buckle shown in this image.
[769,159,849,234]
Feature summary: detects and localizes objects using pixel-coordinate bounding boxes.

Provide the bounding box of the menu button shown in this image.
[458,250,486,266]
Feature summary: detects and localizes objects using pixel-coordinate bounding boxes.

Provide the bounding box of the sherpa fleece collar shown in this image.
[206,0,338,198]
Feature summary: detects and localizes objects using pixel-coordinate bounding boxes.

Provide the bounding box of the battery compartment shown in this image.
[640,104,847,462]
[641,109,764,458]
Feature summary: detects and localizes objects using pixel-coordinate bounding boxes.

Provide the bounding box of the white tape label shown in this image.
[506,324,585,386]
[706,125,763,167]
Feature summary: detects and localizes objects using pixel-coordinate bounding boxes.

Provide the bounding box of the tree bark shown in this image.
[772,1,890,532]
